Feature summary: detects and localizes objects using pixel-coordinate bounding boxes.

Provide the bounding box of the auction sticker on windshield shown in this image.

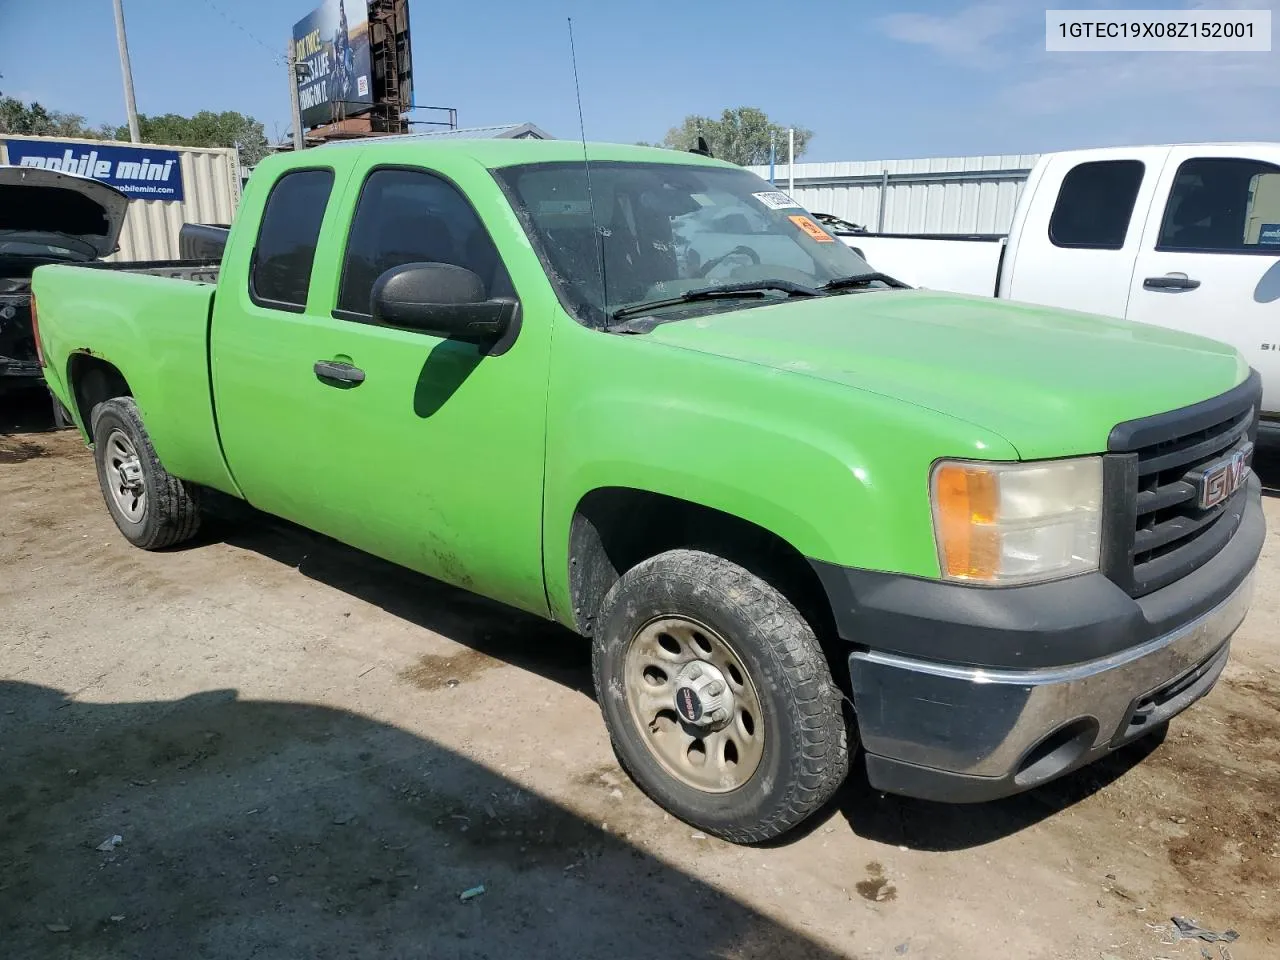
[788,214,835,242]
[753,191,800,210]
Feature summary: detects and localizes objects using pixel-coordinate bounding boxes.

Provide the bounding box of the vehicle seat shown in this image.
[378,212,458,273]
[1171,184,1245,249]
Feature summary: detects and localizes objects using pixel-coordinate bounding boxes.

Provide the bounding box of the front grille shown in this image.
[1103,372,1261,597]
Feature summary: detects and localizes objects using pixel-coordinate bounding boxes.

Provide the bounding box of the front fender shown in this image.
[542,326,1015,625]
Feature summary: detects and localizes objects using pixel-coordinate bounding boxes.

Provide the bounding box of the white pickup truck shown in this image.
[834,143,1280,429]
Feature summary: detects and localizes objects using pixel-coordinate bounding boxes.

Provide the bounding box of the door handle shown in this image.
[1143,273,1201,291]
[314,360,366,386]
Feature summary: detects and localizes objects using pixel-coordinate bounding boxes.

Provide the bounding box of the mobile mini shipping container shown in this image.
[0,135,240,262]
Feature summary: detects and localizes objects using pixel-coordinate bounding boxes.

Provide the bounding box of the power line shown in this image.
[196,0,286,65]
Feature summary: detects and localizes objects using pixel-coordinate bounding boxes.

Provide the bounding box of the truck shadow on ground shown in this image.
[0,680,844,960]
[204,502,1175,854]
[834,730,1165,852]
[205,501,595,697]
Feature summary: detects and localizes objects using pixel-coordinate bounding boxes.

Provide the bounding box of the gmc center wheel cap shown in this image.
[623,616,767,794]
[673,660,734,730]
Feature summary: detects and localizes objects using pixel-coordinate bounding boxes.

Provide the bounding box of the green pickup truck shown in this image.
[31,139,1264,843]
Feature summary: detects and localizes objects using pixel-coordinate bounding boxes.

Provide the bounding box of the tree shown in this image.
[1,92,268,167]
[657,107,813,166]
[3,88,272,168]
[0,90,103,139]
[114,111,270,167]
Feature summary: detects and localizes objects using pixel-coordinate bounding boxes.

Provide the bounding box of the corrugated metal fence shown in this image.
[0,136,240,262]
[747,154,1040,234]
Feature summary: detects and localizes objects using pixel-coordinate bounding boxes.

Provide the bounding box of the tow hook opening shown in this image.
[1013,718,1098,789]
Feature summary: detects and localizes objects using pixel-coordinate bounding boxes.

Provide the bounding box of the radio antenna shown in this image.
[568,17,608,323]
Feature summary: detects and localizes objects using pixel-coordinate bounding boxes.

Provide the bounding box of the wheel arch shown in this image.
[566,486,838,653]
[66,352,133,441]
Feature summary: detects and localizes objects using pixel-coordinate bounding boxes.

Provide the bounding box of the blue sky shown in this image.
[1,0,1276,161]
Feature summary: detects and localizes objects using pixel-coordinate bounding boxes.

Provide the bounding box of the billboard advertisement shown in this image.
[293,0,373,129]
[3,139,185,201]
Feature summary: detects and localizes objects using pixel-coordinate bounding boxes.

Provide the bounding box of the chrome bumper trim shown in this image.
[850,572,1253,778]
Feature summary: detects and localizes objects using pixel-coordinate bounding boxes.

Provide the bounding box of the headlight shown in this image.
[930,457,1102,585]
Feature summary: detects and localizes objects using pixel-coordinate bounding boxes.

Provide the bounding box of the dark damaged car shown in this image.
[0,165,128,394]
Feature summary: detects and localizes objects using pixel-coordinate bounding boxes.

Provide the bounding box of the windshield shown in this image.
[493,161,879,327]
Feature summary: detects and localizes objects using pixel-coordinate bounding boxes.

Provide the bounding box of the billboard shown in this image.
[293,0,373,129]
[3,139,185,201]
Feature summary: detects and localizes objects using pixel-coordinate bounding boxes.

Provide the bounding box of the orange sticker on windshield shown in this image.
[788,215,835,242]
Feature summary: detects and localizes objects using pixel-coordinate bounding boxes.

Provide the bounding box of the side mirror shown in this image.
[371,262,516,342]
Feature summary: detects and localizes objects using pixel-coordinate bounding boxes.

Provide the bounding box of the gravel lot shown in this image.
[2,397,1279,960]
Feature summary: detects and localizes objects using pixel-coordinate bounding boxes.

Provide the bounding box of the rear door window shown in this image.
[249,169,335,311]
[1049,160,1146,250]
[1157,157,1280,253]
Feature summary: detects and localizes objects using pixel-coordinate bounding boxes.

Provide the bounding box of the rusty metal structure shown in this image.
[306,0,456,145]
[368,0,411,133]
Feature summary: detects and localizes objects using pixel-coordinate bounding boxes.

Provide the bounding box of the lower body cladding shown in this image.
[813,478,1265,803]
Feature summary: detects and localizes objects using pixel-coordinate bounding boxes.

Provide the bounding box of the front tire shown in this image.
[593,549,849,843]
[91,397,201,549]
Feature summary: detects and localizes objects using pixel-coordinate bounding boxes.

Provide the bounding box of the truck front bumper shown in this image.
[812,477,1264,802]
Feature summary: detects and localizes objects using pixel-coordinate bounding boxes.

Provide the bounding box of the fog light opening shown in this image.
[1013,718,1098,788]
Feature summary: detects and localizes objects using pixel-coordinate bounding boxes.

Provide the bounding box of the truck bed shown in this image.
[4,257,216,389]
[835,232,1007,297]
[3,257,211,389]
[78,258,220,285]
[31,261,236,494]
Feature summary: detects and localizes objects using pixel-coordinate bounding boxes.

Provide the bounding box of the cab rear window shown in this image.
[250,169,334,311]
[1049,160,1145,250]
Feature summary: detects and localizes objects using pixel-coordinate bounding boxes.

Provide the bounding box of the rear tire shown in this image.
[593,549,849,844]
[91,397,201,549]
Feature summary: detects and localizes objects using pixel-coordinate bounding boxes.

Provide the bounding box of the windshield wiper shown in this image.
[820,272,910,291]
[610,279,823,323]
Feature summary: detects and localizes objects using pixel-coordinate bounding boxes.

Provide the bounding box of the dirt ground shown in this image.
[2,395,1279,960]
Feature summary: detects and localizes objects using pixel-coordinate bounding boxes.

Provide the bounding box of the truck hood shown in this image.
[646,289,1248,459]
[0,166,128,259]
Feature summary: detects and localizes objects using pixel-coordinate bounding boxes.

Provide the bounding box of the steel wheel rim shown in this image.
[623,616,766,794]
[104,429,146,523]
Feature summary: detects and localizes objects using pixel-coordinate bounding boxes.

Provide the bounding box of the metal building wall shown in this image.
[747,154,1040,235]
[0,136,241,261]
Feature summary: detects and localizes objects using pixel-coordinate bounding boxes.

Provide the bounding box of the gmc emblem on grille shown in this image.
[1194,442,1254,509]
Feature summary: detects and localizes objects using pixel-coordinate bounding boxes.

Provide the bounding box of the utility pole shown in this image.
[287,40,305,151]
[788,128,795,195]
[111,0,141,142]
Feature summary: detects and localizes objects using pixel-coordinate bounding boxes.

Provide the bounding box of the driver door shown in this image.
[212,160,553,615]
